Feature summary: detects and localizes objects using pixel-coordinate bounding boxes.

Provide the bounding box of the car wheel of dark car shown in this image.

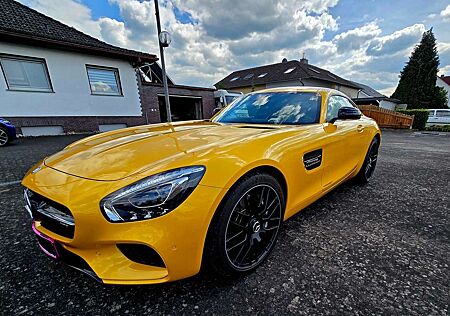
[204,172,285,276]
[0,127,9,147]
[355,137,379,184]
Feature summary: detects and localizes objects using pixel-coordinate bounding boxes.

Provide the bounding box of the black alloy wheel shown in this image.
[355,137,379,184]
[204,173,285,276]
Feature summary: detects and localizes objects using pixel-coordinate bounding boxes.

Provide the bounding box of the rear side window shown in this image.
[428,110,435,117]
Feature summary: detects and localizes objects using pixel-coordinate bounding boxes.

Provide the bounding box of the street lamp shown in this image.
[154,0,172,122]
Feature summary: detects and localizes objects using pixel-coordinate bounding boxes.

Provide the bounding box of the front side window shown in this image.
[214,92,322,125]
[0,56,52,92]
[436,110,450,117]
[86,66,122,96]
[326,95,354,122]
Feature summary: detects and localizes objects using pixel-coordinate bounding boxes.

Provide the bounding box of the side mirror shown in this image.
[330,106,361,124]
[212,107,222,115]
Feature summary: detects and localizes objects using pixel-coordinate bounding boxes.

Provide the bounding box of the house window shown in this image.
[230,76,240,82]
[258,73,268,78]
[0,55,52,92]
[86,66,122,96]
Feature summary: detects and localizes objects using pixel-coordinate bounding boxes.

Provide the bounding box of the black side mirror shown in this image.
[330,106,361,124]
[212,107,222,115]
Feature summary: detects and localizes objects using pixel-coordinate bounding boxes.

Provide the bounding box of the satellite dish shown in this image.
[282,58,288,63]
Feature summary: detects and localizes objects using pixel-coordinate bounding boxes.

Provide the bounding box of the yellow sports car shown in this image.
[22,87,381,285]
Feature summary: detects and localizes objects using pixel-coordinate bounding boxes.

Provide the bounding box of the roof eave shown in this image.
[0,30,158,64]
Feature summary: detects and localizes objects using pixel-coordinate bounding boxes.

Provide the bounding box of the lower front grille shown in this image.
[56,244,101,282]
[25,189,75,238]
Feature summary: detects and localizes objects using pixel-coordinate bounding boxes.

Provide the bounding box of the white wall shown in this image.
[0,42,142,116]
[436,77,450,108]
[379,100,397,110]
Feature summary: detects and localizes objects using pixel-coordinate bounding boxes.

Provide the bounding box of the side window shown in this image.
[428,110,435,117]
[326,95,353,122]
[436,110,450,117]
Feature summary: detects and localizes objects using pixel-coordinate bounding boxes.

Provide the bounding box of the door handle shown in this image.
[357,125,364,133]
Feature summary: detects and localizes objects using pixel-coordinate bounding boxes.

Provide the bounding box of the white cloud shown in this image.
[19,0,101,38]
[333,22,381,52]
[440,4,450,21]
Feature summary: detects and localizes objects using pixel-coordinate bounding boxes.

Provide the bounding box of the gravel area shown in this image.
[0,130,449,315]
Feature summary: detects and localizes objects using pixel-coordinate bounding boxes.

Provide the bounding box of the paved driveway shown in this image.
[0,131,449,315]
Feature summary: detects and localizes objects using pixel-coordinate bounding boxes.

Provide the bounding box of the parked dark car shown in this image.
[0,118,17,147]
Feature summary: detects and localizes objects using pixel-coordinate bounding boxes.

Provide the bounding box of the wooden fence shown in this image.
[357,105,414,129]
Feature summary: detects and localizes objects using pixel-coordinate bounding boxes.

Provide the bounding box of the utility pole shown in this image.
[154,0,172,122]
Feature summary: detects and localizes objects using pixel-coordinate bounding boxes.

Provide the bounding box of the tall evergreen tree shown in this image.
[391,29,447,109]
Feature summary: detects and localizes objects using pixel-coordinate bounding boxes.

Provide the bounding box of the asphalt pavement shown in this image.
[0,130,449,315]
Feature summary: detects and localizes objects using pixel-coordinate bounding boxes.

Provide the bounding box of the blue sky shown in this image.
[20,0,450,95]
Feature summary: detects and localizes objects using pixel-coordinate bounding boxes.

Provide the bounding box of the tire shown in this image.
[354,137,379,184]
[204,172,285,277]
[0,127,9,147]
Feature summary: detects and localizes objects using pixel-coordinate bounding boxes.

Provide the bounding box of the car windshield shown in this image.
[214,92,322,125]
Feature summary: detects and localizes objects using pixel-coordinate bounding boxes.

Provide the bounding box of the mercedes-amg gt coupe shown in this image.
[22,87,381,284]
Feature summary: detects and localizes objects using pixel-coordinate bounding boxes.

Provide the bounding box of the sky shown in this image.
[18,0,450,96]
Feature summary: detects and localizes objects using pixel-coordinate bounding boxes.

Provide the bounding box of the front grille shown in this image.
[25,189,75,238]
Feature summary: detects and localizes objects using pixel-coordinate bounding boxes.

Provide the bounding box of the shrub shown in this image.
[397,109,429,130]
[425,125,450,132]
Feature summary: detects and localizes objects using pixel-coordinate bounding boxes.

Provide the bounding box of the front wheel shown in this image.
[354,137,379,184]
[0,127,9,147]
[204,173,285,277]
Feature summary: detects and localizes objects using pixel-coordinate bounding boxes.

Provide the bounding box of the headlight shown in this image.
[100,166,205,222]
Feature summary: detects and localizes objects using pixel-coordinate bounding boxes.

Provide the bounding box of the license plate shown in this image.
[32,222,60,260]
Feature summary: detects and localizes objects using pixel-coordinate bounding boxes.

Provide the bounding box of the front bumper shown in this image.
[22,165,225,284]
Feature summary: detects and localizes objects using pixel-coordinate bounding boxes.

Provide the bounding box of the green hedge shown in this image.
[397,109,429,130]
[426,125,450,132]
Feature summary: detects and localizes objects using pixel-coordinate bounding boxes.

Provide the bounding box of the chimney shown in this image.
[300,52,308,64]
[282,58,288,63]
[441,74,445,78]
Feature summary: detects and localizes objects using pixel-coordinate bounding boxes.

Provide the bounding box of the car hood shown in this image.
[44,121,291,181]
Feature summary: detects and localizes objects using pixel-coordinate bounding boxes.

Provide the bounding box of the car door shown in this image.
[435,110,450,125]
[321,95,366,191]
[427,110,437,126]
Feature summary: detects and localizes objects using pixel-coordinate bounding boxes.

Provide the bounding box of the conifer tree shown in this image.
[391,29,447,109]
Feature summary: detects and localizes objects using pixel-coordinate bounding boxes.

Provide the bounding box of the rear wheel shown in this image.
[355,137,379,184]
[204,173,285,276]
[0,127,9,147]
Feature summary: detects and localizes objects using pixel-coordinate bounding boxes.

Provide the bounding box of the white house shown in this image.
[436,75,450,108]
[351,82,401,110]
[0,0,157,135]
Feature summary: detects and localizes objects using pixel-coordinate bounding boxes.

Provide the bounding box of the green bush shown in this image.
[425,125,450,132]
[397,109,429,130]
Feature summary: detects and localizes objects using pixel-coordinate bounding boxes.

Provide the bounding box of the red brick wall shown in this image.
[139,83,216,123]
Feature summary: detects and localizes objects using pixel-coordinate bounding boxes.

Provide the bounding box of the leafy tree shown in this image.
[391,29,447,109]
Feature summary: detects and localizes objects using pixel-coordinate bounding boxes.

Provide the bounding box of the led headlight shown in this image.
[100,166,205,222]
